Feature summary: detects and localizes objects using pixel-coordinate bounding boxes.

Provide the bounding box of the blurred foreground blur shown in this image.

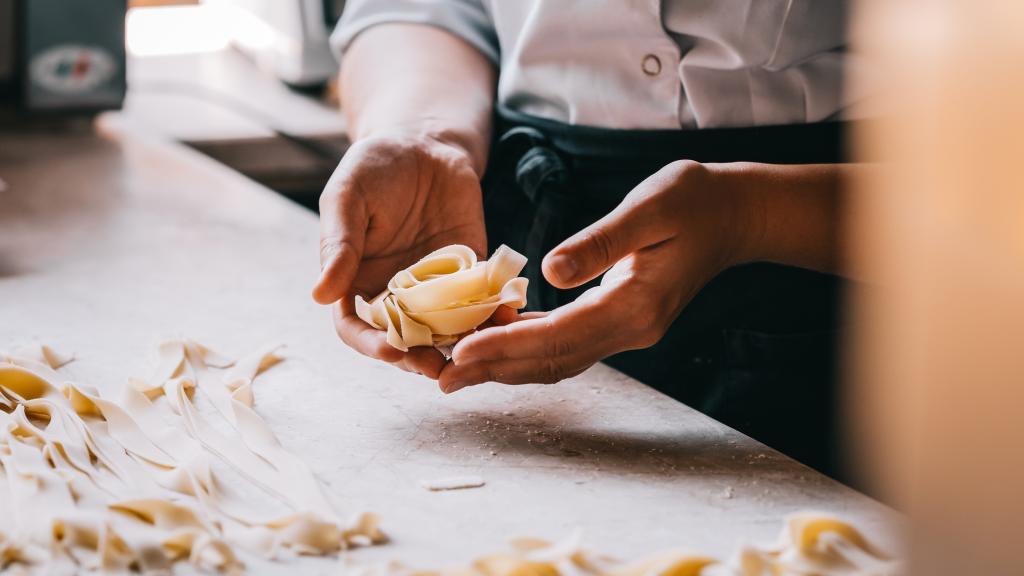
[851,1,1024,574]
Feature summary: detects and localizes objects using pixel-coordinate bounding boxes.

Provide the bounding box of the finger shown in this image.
[313,176,368,305]
[333,302,446,378]
[451,293,626,366]
[332,302,404,362]
[398,347,446,379]
[438,355,592,393]
[477,307,546,329]
[542,170,681,289]
[478,305,518,328]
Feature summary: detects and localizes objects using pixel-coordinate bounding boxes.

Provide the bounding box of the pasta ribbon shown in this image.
[0,342,383,574]
[355,245,529,351]
[737,513,899,575]
[355,514,899,576]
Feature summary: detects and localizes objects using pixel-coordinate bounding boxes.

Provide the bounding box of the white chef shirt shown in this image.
[331,0,868,130]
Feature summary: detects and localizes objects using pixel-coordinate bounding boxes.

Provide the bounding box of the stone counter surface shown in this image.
[0,120,899,573]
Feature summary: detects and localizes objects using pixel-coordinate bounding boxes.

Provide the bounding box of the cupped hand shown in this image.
[439,160,754,393]
[314,134,487,378]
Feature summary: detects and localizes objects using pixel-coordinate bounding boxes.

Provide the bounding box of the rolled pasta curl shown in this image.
[356,245,529,351]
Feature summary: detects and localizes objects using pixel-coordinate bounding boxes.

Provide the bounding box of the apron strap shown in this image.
[495,126,572,310]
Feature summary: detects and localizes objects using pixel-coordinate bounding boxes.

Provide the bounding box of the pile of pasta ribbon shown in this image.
[356,513,900,576]
[0,341,383,574]
[1,340,901,575]
[734,514,898,575]
[355,245,529,351]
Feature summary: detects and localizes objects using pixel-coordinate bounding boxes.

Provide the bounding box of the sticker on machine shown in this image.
[29,44,117,94]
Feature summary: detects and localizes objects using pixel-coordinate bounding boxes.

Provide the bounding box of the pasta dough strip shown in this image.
[0,342,383,573]
[358,514,900,576]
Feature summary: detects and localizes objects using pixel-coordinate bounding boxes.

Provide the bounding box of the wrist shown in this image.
[353,120,489,177]
[703,162,768,268]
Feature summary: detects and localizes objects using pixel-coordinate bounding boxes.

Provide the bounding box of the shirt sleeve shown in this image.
[330,0,499,64]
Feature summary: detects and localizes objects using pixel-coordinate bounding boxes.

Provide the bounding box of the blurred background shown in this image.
[0,0,349,210]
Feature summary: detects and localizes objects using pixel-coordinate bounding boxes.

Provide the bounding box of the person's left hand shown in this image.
[437,160,757,393]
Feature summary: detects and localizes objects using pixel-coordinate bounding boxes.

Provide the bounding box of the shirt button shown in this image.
[642,54,662,76]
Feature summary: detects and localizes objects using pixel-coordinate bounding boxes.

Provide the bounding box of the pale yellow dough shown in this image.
[735,513,900,576]
[1,343,901,575]
[419,476,486,492]
[0,341,383,574]
[355,245,529,351]
[355,514,899,576]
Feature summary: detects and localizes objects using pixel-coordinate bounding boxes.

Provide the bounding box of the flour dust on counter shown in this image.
[0,340,383,574]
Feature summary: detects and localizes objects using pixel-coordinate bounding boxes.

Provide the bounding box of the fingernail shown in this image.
[318,251,335,272]
[314,259,332,290]
[547,255,577,283]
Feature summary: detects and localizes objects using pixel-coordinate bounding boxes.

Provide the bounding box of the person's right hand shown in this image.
[313,134,487,378]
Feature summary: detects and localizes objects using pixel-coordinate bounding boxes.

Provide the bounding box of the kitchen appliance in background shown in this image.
[0,0,127,118]
[213,0,344,88]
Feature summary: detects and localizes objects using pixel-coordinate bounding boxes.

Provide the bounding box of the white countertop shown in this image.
[0,120,899,573]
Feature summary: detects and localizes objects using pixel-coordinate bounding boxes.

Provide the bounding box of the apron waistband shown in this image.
[494,104,851,167]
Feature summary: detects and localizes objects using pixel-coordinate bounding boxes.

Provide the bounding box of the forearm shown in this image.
[340,23,497,175]
[711,162,864,275]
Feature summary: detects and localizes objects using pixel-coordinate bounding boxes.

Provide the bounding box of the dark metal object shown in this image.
[0,0,127,119]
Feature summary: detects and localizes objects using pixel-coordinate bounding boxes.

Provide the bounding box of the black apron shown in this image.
[482,106,849,480]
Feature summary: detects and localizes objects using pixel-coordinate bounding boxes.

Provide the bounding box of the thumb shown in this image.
[542,199,667,289]
[312,184,367,304]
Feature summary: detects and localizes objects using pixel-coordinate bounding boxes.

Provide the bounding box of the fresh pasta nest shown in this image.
[355,244,529,351]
